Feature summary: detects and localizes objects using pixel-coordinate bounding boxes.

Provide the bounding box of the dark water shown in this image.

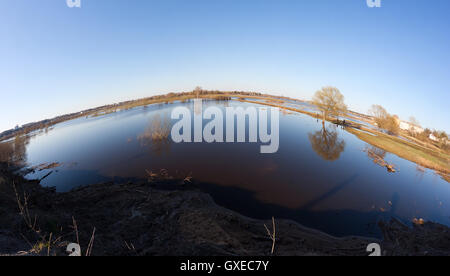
[18,100,450,238]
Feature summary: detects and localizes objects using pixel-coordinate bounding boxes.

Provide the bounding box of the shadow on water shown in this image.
[34,166,402,238]
[195,177,392,238]
[300,174,359,210]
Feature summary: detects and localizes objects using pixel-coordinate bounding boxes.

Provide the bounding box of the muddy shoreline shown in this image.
[1,163,449,256]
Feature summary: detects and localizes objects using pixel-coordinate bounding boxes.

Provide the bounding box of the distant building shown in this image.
[429,134,439,142]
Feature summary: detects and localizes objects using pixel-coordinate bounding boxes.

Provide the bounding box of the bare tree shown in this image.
[409,116,420,127]
[312,87,347,124]
[368,105,399,135]
[193,86,202,98]
[368,105,388,120]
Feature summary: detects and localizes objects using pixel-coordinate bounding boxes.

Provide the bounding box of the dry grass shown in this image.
[12,182,96,256]
[13,181,63,255]
[264,217,276,255]
[138,114,170,143]
[70,217,96,256]
[349,128,450,175]
[0,141,14,164]
[13,182,38,233]
[85,227,96,256]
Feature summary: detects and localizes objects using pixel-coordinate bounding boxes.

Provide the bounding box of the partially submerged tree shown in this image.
[312,87,347,124]
[137,114,171,155]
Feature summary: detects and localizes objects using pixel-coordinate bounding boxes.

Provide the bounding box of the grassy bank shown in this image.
[347,127,450,175]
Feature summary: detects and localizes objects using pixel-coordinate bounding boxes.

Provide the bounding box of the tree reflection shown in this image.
[364,146,397,173]
[0,134,30,167]
[415,165,425,180]
[365,146,386,161]
[308,125,345,161]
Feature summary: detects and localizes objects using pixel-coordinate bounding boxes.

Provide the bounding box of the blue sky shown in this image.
[0,0,449,132]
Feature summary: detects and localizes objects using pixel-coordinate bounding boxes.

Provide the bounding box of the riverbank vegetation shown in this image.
[238,91,449,179]
[312,86,347,122]
[368,105,400,135]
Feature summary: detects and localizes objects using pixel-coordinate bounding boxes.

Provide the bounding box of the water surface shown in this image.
[18,100,450,238]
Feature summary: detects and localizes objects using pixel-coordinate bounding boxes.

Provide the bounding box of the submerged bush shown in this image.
[138,114,170,144]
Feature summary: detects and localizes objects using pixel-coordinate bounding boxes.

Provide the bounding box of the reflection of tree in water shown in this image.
[194,99,202,115]
[0,135,30,166]
[308,125,345,161]
[137,114,171,156]
[415,165,426,180]
[365,146,386,161]
[364,145,397,173]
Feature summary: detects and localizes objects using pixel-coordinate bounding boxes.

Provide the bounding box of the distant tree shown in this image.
[368,105,388,121]
[431,130,449,151]
[438,131,448,140]
[409,116,420,127]
[383,116,400,135]
[368,105,400,135]
[415,128,431,142]
[193,86,202,98]
[405,116,421,136]
[312,87,347,124]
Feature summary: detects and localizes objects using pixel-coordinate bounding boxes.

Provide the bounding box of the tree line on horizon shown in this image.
[1,86,448,152]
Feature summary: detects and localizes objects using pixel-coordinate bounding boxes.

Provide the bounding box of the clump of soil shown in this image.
[1,163,449,256]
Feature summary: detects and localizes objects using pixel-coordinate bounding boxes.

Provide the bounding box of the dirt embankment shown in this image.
[1,163,450,256]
